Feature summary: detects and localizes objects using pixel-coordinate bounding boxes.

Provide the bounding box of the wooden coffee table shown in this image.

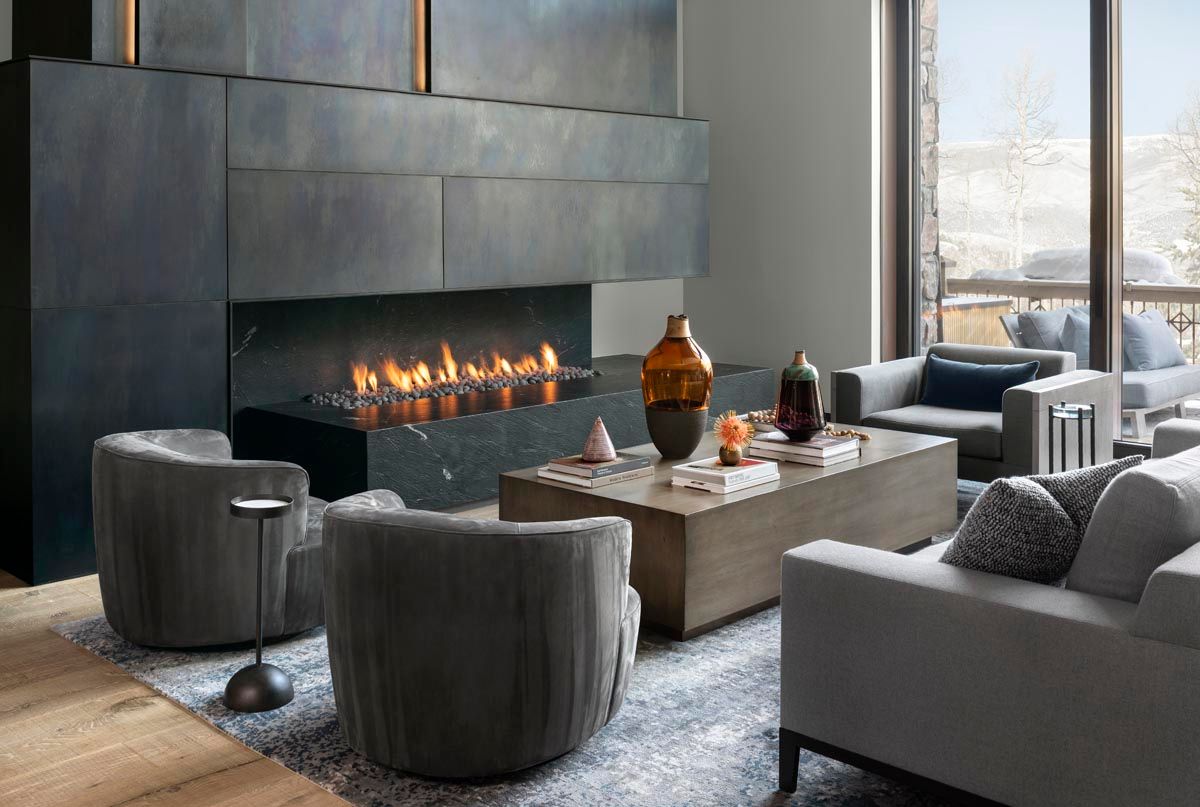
[499,425,958,639]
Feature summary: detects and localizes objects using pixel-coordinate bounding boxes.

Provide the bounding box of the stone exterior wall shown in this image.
[919,0,940,349]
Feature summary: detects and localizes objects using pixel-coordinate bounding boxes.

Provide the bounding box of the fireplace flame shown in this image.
[349,342,561,395]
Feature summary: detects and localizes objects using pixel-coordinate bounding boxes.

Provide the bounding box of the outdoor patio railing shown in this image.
[943,277,1200,361]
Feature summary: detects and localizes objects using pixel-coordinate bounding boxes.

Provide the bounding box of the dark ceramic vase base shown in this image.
[224,663,295,713]
[645,407,708,459]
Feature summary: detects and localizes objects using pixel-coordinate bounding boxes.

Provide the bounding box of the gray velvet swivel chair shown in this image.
[93,429,326,647]
[323,490,641,778]
[832,343,1114,481]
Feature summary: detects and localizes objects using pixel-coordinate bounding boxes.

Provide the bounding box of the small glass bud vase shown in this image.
[775,350,826,441]
[642,315,714,459]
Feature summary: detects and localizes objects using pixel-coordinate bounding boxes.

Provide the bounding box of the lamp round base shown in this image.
[224,663,294,713]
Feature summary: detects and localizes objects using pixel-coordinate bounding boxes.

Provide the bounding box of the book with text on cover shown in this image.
[670,472,781,495]
[671,456,779,486]
[748,446,859,467]
[537,465,654,488]
[750,431,859,457]
[547,452,652,478]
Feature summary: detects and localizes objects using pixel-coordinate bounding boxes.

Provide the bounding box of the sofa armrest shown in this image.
[1134,542,1200,650]
[831,357,925,425]
[1001,370,1114,473]
[779,540,1178,806]
[1151,418,1200,458]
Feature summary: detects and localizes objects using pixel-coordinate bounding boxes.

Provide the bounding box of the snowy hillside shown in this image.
[938,134,1194,281]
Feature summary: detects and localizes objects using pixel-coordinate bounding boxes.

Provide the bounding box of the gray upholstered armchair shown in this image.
[832,343,1114,481]
[778,421,1200,805]
[323,490,640,778]
[92,429,326,647]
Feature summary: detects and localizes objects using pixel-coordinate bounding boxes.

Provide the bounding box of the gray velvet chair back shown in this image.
[323,490,637,778]
[93,429,311,647]
[927,342,1076,379]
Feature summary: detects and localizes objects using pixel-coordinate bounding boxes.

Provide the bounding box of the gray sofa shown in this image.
[779,421,1200,806]
[1002,307,1200,438]
[833,343,1113,481]
[323,490,640,778]
[93,429,326,647]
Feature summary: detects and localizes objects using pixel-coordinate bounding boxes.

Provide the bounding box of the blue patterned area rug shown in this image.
[55,483,983,807]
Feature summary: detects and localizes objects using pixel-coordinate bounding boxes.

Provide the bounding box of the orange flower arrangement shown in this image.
[713,410,755,451]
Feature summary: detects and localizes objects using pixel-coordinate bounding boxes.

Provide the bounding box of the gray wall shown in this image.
[680,0,879,394]
[0,0,11,61]
[591,0,686,357]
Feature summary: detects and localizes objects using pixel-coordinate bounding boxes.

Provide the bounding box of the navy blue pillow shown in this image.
[921,354,1041,412]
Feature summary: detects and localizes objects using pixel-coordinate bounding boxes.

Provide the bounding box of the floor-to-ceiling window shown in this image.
[917,0,1093,360]
[903,0,1200,448]
[1120,1,1200,442]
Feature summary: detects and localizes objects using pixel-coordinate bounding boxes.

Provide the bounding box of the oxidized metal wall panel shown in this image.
[228,170,443,300]
[139,0,249,74]
[29,301,228,584]
[29,61,227,308]
[246,0,412,90]
[431,0,676,115]
[227,78,708,184]
[443,178,708,288]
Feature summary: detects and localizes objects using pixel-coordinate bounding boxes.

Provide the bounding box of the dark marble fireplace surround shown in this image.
[2,0,745,583]
[233,286,773,510]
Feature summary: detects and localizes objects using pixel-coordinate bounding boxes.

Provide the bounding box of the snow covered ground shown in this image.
[938,134,1194,282]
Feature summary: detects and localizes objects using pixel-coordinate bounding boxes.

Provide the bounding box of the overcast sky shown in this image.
[939,0,1200,142]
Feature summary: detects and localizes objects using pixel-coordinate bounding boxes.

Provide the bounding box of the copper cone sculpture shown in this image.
[581,417,618,462]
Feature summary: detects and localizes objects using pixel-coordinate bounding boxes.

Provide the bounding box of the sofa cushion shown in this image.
[919,354,1040,412]
[1017,305,1089,351]
[1122,364,1200,409]
[863,404,1004,459]
[942,457,1142,584]
[1124,309,1187,371]
[1067,447,1200,602]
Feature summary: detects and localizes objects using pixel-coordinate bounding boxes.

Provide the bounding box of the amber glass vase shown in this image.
[642,315,713,458]
[775,350,826,441]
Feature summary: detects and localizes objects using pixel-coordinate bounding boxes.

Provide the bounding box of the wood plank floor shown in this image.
[0,573,347,806]
[0,500,502,807]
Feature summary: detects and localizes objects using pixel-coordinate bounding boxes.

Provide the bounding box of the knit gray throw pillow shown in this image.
[941,456,1143,584]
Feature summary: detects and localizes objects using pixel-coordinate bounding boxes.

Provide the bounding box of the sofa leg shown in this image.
[779,727,801,793]
[1176,402,1188,418]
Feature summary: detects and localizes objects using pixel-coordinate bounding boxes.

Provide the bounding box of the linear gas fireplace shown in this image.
[233,286,773,509]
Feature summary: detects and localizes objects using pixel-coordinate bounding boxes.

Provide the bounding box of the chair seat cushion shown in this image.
[863,405,1004,459]
[1122,364,1200,409]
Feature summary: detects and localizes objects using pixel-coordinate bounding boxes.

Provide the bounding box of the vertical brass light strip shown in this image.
[413,0,430,91]
[123,0,138,64]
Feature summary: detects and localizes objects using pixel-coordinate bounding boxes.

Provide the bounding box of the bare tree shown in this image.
[1168,94,1200,283]
[994,52,1062,267]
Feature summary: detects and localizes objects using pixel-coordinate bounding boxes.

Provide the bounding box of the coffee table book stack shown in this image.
[748,431,860,467]
[537,452,654,488]
[671,457,780,494]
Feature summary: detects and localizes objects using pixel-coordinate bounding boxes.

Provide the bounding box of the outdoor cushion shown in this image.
[1062,311,1090,370]
[1016,305,1089,352]
[1121,364,1200,409]
[1123,310,1186,371]
[863,404,1003,459]
[1067,446,1200,602]
[920,354,1039,412]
